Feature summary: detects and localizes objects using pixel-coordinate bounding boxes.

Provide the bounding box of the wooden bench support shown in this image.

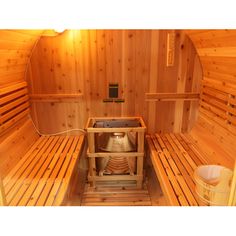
[2,134,84,206]
[146,133,208,206]
[0,177,6,206]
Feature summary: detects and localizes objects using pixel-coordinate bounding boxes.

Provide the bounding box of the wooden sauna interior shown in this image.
[0,29,236,206]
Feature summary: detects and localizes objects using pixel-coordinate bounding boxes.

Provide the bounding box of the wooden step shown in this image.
[81,183,152,206]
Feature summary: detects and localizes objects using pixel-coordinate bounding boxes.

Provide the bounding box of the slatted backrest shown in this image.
[200,79,236,135]
[0,81,29,134]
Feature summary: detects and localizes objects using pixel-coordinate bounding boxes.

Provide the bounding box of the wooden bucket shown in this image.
[194,165,233,206]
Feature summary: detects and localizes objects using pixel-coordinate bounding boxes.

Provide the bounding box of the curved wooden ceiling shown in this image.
[0,30,43,86]
[1,29,236,131]
[2,29,236,87]
[187,29,236,129]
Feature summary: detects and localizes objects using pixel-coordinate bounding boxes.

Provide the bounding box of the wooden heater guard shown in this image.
[85,117,146,188]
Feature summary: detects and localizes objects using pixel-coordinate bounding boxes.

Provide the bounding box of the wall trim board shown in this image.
[29,93,83,102]
[145,92,200,101]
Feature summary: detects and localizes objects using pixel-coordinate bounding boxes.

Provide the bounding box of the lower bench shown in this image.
[2,135,84,206]
[146,133,208,206]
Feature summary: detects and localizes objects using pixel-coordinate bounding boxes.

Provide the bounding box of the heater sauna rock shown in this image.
[85,117,146,188]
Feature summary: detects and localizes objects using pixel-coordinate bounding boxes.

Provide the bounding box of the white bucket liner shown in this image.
[194,165,233,206]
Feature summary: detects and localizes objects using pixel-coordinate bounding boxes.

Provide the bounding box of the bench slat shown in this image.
[4,137,50,194]
[164,134,193,176]
[147,133,209,206]
[169,133,198,170]
[3,137,44,186]
[17,137,65,206]
[146,135,180,206]
[53,135,85,206]
[9,137,61,206]
[6,137,54,203]
[3,134,84,206]
[160,134,204,206]
[160,153,189,206]
[179,133,209,165]
[45,137,80,206]
[153,136,192,206]
[35,137,75,206]
[174,134,203,166]
[26,136,71,206]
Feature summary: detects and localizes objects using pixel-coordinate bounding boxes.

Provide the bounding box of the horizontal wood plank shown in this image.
[29,93,83,102]
[145,93,200,101]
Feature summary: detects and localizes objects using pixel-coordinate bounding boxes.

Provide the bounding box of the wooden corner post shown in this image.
[0,177,6,206]
[137,131,145,189]
[228,161,236,206]
[87,132,96,187]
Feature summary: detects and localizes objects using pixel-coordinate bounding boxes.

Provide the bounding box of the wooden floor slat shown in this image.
[81,183,152,206]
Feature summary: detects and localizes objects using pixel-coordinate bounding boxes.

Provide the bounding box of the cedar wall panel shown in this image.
[27,30,202,133]
[187,30,236,162]
[0,30,42,86]
[0,30,42,177]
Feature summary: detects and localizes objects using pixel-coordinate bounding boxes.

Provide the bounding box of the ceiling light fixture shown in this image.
[54,29,66,34]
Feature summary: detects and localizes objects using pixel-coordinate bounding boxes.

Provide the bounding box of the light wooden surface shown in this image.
[0,30,43,86]
[186,30,236,163]
[2,134,84,206]
[65,167,167,206]
[0,118,39,178]
[146,133,209,206]
[26,30,202,134]
[0,177,6,206]
[0,30,42,179]
[29,93,83,102]
[81,183,152,206]
[0,81,30,134]
[189,123,235,169]
[228,162,236,206]
[145,92,200,101]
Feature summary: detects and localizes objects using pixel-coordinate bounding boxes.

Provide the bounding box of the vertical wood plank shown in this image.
[88,133,96,186]
[148,31,159,133]
[137,131,145,188]
[0,177,6,206]
[26,30,201,133]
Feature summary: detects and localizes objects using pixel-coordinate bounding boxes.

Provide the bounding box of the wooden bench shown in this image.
[146,133,209,206]
[1,134,84,206]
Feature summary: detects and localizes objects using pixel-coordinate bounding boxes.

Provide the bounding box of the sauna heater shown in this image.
[86,117,146,187]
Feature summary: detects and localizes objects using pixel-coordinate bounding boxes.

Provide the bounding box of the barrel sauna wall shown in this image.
[1,29,236,176]
[187,30,236,165]
[26,30,202,134]
[0,30,43,177]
